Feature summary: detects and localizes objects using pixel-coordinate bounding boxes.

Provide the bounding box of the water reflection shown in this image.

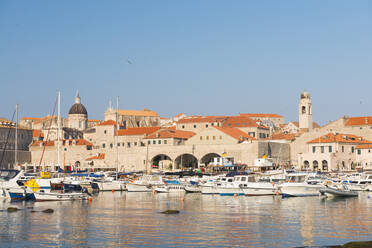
[0,192,371,247]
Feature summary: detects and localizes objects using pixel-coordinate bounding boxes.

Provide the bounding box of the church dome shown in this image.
[68,103,87,115]
[68,92,87,115]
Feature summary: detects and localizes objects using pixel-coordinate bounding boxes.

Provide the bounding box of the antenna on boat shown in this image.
[57,91,61,173]
[116,96,119,180]
[15,104,18,169]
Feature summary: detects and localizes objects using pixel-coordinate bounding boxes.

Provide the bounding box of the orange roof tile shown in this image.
[345,116,372,126]
[21,117,42,121]
[145,129,196,139]
[86,153,105,161]
[32,130,44,138]
[267,133,296,141]
[214,126,256,142]
[97,120,117,126]
[88,119,101,123]
[240,113,283,118]
[177,116,227,124]
[117,127,161,136]
[31,140,55,147]
[223,116,268,129]
[174,113,184,118]
[307,133,372,144]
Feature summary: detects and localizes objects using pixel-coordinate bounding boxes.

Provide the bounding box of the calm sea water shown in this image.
[0,192,372,248]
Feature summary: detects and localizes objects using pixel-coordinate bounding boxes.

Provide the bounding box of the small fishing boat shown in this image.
[31,189,89,201]
[184,185,201,193]
[319,184,358,198]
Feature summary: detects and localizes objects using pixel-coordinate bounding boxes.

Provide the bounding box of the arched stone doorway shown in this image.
[200,153,220,167]
[322,160,328,171]
[312,160,318,171]
[174,154,198,170]
[303,160,310,170]
[151,154,172,170]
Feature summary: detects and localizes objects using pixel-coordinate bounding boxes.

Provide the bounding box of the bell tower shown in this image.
[299,91,312,132]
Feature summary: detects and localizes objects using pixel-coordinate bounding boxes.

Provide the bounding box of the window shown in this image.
[164,140,167,144]
[351,147,355,153]
[369,149,371,153]
[206,124,208,128]
[312,146,316,153]
[342,146,344,152]
[321,146,324,153]
[104,130,107,134]
[122,142,125,146]
[206,136,209,140]
[200,136,203,140]
[102,143,106,148]
[147,141,150,145]
[357,149,361,155]
[158,140,161,144]
[134,142,137,146]
[127,142,131,147]
[137,121,140,127]
[329,146,332,152]
[213,136,216,140]
[153,140,156,144]
[182,125,185,129]
[110,143,113,148]
[194,125,196,128]
[118,143,120,147]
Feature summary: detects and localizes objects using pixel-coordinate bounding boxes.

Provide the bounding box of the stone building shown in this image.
[298,133,372,172]
[67,92,88,131]
[104,108,159,128]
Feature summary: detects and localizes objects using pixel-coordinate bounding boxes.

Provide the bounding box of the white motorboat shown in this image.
[217,175,255,196]
[154,183,185,193]
[95,179,124,191]
[240,181,278,196]
[278,173,325,197]
[184,185,201,193]
[31,189,89,201]
[0,170,29,200]
[126,175,163,192]
[319,184,358,197]
[200,175,227,194]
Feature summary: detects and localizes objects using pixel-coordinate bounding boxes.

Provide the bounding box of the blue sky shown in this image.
[0,1,371,125]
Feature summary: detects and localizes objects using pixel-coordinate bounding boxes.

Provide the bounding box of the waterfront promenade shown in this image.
[1,192,372,247]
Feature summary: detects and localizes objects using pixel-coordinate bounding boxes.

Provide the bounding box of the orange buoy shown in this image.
[112,189,115,193]
[88,197,93,203]
[181,197,184,202]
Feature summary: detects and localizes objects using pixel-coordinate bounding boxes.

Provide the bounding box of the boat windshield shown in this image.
[0,170,19,181]
[287,175,306,183]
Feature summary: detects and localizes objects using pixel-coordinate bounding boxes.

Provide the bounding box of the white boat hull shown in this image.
[241,183,278,196]
[126,183,153,192]
[217,187,244,196]
[97,181,123,191]
[33,191,88,201]
[279,184,322,197]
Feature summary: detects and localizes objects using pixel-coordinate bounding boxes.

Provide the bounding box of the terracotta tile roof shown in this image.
[97,120,117,126]
[174,113,184,118]
[177,116,227,124]
[223,116,268,129]
[145,129,196,139]
[63,139,93,146]
[32,130,44,138]
[214,126,256,142]
[267,133,296,141]
[356,144,372,149]
[308,133,372,144]
[88,119,101,123]
[345,116,372,126]
[116,109,158,117]
[86,153,105,161]
[117,126,161,136]
[31,140,55,147]
[240,113,283,118]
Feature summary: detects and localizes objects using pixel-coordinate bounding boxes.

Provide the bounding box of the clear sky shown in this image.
[0,1,371,125]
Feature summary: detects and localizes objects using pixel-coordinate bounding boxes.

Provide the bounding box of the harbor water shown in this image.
[1,192,372,247]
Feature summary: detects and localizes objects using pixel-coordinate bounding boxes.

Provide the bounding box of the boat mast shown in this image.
[57,91,61,172]
[15,104,18,169]
[115,96,119,180]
